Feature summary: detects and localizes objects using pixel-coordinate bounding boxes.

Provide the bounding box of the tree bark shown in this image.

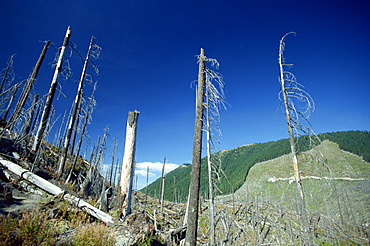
[118,110,139,217]
[185,48,206,246]
[32,26,72,152]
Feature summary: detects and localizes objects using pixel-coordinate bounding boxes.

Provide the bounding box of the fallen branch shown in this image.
[0,156,114,224]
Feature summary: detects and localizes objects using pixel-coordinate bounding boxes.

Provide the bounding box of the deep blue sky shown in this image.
[1,1,369,188]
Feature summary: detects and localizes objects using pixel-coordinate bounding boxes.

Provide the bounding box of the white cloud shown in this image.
[135,161,179,177]
[135,169,155,177]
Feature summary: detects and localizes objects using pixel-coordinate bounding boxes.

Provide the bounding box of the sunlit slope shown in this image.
[229,140,370,225]
[142,130,370,207]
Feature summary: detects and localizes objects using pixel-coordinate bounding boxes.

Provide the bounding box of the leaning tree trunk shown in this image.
[2,84,19,120]
[185,48,206,246]
[118,110,139,217]
[32,26,72,152]
[23,94,39,136]
[278,32,311,243]
[9,41,50,128]
[0,54,15,94]
[66,83,96,184]
[58,36,94,175]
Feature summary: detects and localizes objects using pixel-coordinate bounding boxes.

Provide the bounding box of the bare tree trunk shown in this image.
[118,110,139,217]
[9,41,50,127]
[66,83,96,184]
[145,166,149,206]
[32,26,72,152]
[58,36,94,175]
[2,84,19,120]
[160,157,166,216]
[23,94,39,136]
[186,48,206,246]
[69,107,80,155]
[109,137,118,186]
[0,54,15,94]
[173,176,176,203]
[278,32,311,244]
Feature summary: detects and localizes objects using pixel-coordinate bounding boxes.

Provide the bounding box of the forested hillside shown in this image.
[142,130,370,202]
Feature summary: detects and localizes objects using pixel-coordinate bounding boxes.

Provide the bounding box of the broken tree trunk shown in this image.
[32,26,72,152]
[9,41,50,128]
[0,156,114,224]
[118,110,139,217]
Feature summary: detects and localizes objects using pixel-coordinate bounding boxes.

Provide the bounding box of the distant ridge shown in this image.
[141,130,370,203]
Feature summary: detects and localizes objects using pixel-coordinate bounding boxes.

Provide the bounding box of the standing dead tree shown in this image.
[23,94,39,137]
[0,55,16,123]
[185,48,227,245]
[0,54,16,95]
[185,48,207,246]
[118,110,140,217]
[32,26,72,152]
[58,36,101,175]
[278,32,318,244]
[9,41,51,129]
[66,82,97,184]
[160,157,166,216]
[2,83,20,120]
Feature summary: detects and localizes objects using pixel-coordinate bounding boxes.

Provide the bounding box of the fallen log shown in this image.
[0,156,114,224]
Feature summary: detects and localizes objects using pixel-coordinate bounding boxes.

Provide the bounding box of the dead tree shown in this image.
[58,36,100,175]
[109,137,118,187]
[2,83,19,120]
[0,156,114,224]
[9,41,50,128]
[278,32,315,244]
[0,54,16,94]
[160,156,166,216]
[23,94,39,136]
[118,110,139,217]
[66,83,97,184]
[32,26,72,152]
[186,48,206,246]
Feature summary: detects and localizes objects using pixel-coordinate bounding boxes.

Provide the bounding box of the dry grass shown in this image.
[0,199,115,246]
[72,222,114,246]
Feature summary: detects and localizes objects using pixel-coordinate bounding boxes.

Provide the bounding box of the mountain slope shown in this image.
[225,139,370,225]
[142,130,370,203]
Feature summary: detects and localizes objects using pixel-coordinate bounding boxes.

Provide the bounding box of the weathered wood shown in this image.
[32,26,72,152]
[0,156,114,224]
[118,110,139,216]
